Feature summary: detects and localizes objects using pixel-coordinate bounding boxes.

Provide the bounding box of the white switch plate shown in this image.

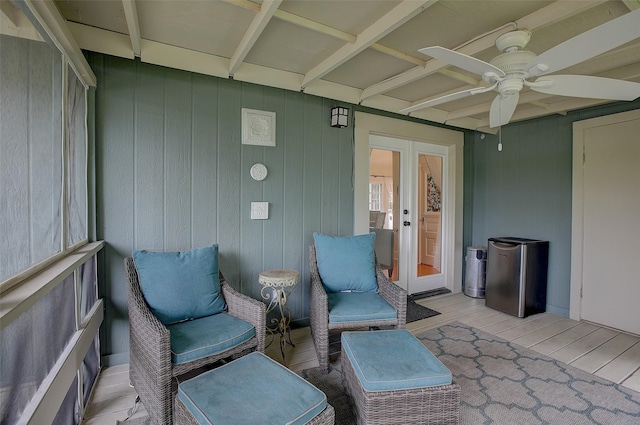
[251,202,269,220]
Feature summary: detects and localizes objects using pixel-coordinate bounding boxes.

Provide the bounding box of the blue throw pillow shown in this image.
[313,232,378,293]
[132,245,227,325]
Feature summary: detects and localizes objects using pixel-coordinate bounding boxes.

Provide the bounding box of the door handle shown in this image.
[403,221,411,226]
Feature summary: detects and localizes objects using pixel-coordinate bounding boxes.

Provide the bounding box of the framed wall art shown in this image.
[242,108,276,147]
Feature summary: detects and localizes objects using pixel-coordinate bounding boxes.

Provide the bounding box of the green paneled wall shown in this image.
[467,100,640,317]
[90,55,354,364]
[89,51,639,364]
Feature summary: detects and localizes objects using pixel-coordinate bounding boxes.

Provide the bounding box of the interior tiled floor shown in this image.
[82,293,640,424]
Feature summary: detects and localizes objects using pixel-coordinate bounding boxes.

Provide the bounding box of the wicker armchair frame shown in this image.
[308,244,407,373]
[125,258,266,425]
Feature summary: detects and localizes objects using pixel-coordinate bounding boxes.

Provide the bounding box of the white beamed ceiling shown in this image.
[7,0,640,132]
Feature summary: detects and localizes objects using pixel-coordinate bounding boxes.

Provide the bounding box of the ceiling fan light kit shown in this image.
[404,9,640,128]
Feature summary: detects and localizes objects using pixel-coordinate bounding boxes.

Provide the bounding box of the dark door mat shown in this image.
[409,287,451,301]
[406,298,440,323]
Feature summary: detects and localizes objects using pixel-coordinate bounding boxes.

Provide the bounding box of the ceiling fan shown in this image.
[400,9,640,128]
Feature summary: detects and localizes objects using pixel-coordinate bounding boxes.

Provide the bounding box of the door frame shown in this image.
[570,108,640,321]
[354,112,464,293]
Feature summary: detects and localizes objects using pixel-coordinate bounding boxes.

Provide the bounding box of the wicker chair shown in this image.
[309,243,407,373]
[125,258,266,425]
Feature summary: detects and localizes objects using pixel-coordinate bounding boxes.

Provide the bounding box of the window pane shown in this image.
[66,65,87,246]
[82,336,100,407]
[79,254,100,406]
[52,376,79,425]
[0,275,75,422]
[0,34,62,282]
[369,183,382,211]
[79,255,97,320]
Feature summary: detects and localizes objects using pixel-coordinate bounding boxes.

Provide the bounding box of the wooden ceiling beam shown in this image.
[229,0,282,76]
[24,0,96,86]
[222,0,356,42]
[619,0,639,11]
[360,0,608,103]
[1,0,20,26]
[121,0,141,57]
[300,0,436,88]
[222,0,474,86]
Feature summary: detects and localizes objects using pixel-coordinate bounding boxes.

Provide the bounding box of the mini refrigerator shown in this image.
[485,237,549,318]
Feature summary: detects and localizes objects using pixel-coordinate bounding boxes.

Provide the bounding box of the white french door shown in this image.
[369,134,449,295]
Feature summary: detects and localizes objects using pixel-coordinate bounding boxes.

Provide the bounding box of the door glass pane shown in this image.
[369,149,399,280]
[417,154,442,276]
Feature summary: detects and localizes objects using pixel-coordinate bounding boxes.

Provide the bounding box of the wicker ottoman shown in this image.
[175,352,334,424]
[341,330,460,425]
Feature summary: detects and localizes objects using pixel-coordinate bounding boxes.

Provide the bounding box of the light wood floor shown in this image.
[82,293,640,424]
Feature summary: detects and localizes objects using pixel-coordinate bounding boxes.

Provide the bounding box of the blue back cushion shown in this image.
[313,232,378,293]
[132,245,227,324]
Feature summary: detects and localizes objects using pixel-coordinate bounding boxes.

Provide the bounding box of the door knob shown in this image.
[403,221,411,226]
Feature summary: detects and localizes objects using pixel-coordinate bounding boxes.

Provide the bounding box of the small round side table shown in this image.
[258,269,300,363]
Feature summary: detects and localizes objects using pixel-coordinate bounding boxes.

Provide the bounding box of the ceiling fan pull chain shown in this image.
[498,122,503,152]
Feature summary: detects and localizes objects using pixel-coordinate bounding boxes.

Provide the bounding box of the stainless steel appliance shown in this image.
[485,237,549,318]
[464,246,487,298]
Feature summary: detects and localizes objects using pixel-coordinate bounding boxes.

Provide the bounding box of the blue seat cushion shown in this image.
[177,352,327,425]
[167,312,255,364]
[133,245,226,325]
[342,329,452,392]
[313,232,378,293]
[328,292,397,323]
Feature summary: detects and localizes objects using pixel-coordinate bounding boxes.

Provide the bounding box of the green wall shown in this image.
[90,54,356,364]
[90,51,639,365]
[466,99,640,317]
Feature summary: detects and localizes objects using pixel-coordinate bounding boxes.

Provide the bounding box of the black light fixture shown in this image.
[331,106,349,128]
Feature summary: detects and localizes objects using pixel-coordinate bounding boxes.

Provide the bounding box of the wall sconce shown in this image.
[331,107,349,128]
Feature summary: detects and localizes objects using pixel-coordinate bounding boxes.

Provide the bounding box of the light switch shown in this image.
[251,202,269,220]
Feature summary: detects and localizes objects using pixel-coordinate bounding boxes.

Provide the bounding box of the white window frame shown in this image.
[369,182,382,211]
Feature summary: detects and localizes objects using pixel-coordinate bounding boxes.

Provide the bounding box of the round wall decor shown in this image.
[250,163,268,181]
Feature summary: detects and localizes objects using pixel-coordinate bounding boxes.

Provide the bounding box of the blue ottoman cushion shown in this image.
[327,292,397,323]
[177,352,327,425]
[341,329,452,392]
[167,313,255,364]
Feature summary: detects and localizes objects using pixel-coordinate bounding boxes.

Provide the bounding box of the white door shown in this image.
[369,135,448,295]
[572,110,640,335]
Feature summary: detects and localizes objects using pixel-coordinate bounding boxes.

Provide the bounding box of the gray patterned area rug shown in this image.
[301,322,640,425]
[117,322,640,425]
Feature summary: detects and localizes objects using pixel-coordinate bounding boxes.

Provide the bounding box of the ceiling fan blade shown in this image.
[525,9,640,77]
[489,92,519,128]
[419,46,504,78]
[531,75,640,101]
[399,85,496,114]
